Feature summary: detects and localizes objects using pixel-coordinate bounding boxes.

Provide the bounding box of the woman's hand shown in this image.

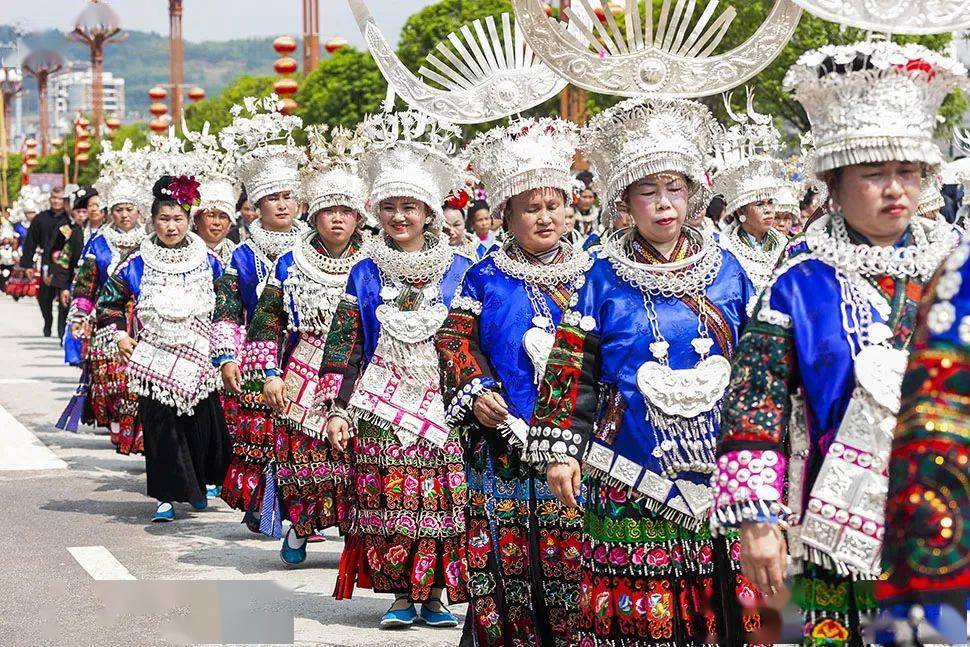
[116,334,136,362]
[220,361,242,394]
[473,390,509,428]
[263,376,286,411]
[547,458,582,507]
[326,416,353,452]
[739,521,789,598]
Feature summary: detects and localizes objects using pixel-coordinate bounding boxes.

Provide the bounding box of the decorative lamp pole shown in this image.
[302,0,320,73]
[69,0,126,137]
[273,36,299,115]
[22,49,65,156]
[148,85,169,134]
[0,66,21,208]
[168,0,185,131]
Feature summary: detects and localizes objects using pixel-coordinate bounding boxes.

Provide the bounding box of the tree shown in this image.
[296,48,387,129]
[27,122,150,189]
[184,75,277,135]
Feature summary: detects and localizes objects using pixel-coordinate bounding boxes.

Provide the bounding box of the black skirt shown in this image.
[138,392,231,504]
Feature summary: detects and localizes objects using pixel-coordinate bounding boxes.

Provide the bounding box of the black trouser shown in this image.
[37,283,55,335]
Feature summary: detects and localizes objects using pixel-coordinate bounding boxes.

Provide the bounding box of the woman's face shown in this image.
[378,196,429,248]
[315,205,358,250]
[739,199,776,238]
[240,200,258,224]
[620,172,689,248]
[471,208,491,237]
[774,211,794,236]
[832,161,921,245]
[506,187,566,254]
[153,204,189,246]
[194,209,231,245]
[112,203,139,232]
[257,191,299,232]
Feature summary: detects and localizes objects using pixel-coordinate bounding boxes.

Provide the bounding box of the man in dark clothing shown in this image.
[18,187,67,337]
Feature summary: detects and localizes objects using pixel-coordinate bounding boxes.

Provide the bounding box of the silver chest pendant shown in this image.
[523,315,555,385]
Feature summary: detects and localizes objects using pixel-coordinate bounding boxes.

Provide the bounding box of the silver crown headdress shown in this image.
[511,0,801,97]
[96,139,153,214]
[789,0,970,35]
[774,182,800,217]
[711,90,787,215]
[356,110,464,225]
[783,41,969,176]
[464,117,579,217]
[16,184,48,215]
[916,172,944,218]
[220,94,305,206]
[302,124,368,219]
[582,97,719,222]
[349,0,582,123]
[184,121,240,221]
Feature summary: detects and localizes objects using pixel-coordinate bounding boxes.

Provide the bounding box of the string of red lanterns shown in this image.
[273,36,299,115]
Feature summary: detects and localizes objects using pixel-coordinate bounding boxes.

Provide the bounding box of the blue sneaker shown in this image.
[280,531,307,566]
[379,603,417,629]
[206,484,221,499]
[190,498,208,510]
[419,601,458,628]
[152,502,174,522]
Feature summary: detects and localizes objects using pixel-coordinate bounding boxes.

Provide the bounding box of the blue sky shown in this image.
[0,0,431,45]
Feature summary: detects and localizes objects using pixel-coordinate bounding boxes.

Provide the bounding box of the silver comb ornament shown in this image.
[348,0,583,123]
[789,0,970,34]
[511,0,802,97]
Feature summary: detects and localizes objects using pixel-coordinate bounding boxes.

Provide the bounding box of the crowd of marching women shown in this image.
[5,1,970,645]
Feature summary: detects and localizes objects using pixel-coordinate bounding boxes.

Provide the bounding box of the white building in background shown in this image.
[49,61,125,136]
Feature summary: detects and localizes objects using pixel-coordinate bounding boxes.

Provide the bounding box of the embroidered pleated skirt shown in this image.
[336,419,469,604]
[576,479,771,647]
[463,434,584,647]
[219,383,278,512]
[139,392,231,504]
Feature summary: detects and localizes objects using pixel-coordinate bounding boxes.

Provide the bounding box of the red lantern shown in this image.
[278,97,298,115]
[25,157,38,168]
[76,139,92,153]
[149,118,168,133]
[187,86,206,102]
[23,138,37,149]
[148,86,168,101]
[273,36,297,56]
[274,57,298,76]
[324,36,348,54]
[76,152,89,165]
[105,117,121,131]
[77,116,90,129]
[149,102,168,117]
[273,78,299,97]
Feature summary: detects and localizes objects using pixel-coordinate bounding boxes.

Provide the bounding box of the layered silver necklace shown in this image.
[101,224,147,275]
[246,219,307,292]
[286,231,369,334]
[720,222,786,293]
[493,240,592,383]
[604,226,728,490]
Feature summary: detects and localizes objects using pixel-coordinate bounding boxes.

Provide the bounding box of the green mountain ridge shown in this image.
[2,25,278,119]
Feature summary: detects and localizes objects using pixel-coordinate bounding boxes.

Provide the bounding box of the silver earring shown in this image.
[738,214,746,223]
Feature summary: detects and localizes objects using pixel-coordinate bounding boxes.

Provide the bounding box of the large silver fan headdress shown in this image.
[789,0,970,35]
[348,0,585,123]
[511,0,801,97]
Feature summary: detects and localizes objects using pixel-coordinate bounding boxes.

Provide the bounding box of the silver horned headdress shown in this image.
[464,117,580,217]
[356,110,464,225]
[511,0,801,97]
[784,41,969,175]
[302,124,368,220]
[581,97,719,222]
[790,0,970,35]
[184,121,240,221]
[348,0,579,123]
[220,94,306,205]
[711,90,787,215]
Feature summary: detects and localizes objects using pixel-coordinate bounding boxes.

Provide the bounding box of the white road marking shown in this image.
[68,546,137,580]
[0,402,67,470]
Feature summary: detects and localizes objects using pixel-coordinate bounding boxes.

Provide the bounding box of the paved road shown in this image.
[0,296,463,647]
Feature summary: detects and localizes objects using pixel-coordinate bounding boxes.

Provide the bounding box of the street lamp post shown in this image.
[0,66,22,209]
[168,0,185,132]
[303,0,320,73]
[69,0,126,137]
[22,49,65,156]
